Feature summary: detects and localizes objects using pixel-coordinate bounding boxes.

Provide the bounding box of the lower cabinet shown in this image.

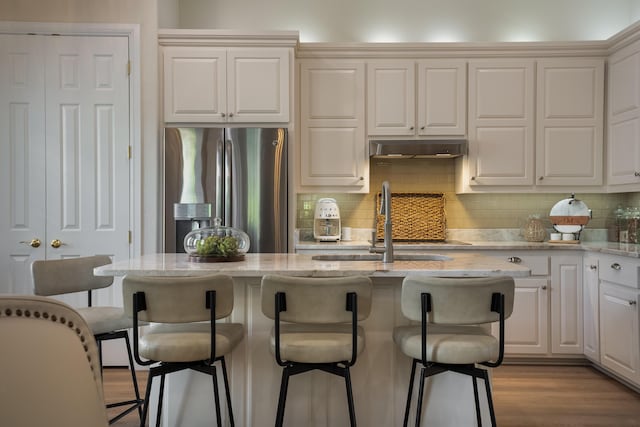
[599,280,640,384]
[503,277,549,354]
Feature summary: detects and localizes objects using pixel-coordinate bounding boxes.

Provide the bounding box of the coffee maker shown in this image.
[313,198,341,241]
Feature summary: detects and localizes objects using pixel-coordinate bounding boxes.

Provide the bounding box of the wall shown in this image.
[173,0,638,42]
[0,0,161,254]
[297,159,630,234]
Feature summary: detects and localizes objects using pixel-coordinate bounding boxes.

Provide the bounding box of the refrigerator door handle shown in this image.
[224,138,233,226]
[215,137,225,220]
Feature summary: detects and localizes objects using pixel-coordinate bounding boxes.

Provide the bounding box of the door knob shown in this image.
[19,239,41,248]
[50,239,63,248]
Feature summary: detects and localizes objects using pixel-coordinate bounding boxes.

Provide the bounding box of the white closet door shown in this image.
[0,34,131,306]
[0,35,47,294]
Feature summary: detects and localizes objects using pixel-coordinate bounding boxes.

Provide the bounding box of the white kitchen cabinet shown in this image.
[490,253,549,354]
[600,281,639,385]
[608,39,640,189]
[550,255,583,354]
[367,60,466,137]
[163,46,290,123]
[299,60,368,192]
[466,60,535,186]
[535,59,604,186]
[583,255,600,362]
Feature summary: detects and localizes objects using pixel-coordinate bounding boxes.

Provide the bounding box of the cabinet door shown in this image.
[299,60,367,192]
[551,255,583,354]
[502,278,549,354]
[608,45,640,187]
[600,281,639,384]
[583,256,600,362]
[536,59,604,186]
[417,60,466,136]
[163,46,226,122]
[367,61,415,136]
[468,60,535,186]
[227,48,289,123]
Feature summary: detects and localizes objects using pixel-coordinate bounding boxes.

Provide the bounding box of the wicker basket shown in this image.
[375,193,446,241]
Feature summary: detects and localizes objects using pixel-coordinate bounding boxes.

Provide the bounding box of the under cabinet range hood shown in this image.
[369,139,467,159]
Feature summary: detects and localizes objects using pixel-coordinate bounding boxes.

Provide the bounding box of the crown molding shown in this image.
[158,29,299,48]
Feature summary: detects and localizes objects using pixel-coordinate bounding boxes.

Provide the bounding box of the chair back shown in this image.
[0,295,108,427]
[122,274,235,323]
[31,255,113,296]
[261,274,373,323]
[401,276,515,325]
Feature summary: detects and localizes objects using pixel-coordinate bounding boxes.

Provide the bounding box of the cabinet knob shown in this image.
[359,176,364,181]
[229,113,234,118]
[409,126,414,131]
[589,265,597,270]
[634,171,640,177]
[507,256,522,264]
[420,126,425,130]
[221,113,226,118]
[471,176,476,181]
[629,300,637,306]
[542,285,547,290]
[539,176,544,181]
[611,263,622,271]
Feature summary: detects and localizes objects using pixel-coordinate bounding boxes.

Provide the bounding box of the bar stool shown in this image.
[122,274,243,427]
[31,256,143,424]
[0,295,109,427]
[393,275,515,427]
[260,274,373,427]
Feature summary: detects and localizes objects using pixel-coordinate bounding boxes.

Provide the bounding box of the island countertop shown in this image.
[94,252,531,278]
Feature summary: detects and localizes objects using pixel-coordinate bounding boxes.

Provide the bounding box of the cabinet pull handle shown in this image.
[507,256,522,264]
[589,265,597,270]
[611,263,622,271]
[420,126,425,130]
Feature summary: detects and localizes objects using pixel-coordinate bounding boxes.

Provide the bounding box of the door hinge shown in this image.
[127,61,131,76]
[128,145,132,159]
[128,230,132,244]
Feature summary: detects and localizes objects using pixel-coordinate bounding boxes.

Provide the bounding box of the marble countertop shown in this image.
[295,240,640,258]
[94,252,531,278]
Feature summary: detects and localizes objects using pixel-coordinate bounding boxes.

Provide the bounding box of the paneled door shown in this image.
[0,34,131,306]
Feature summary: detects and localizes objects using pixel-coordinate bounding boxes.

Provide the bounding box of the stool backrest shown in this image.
[122,274,234,323]
[0,295,108,427]
[261,274,373,323]
[31,255,113,296]
[401,276,515,325]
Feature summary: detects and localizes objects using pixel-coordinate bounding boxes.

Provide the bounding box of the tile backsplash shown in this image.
[297,158,635,233]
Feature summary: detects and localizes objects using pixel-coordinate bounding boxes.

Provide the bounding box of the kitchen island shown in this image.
[96,252,529,427]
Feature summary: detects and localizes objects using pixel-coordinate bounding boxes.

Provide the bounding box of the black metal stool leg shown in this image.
[220,357,235,427]
[402,359,418,427]
[482,369,497,427]
[123,332,144,419]
[156,374,166,427]
[275,367,291,427]
[140,372,154,427]
[472,374,482,427]
[211,367,222,427]
[344,366,357,427]
[414,366,427,427]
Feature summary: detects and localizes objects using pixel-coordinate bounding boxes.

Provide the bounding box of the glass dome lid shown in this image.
[184,218,250,258]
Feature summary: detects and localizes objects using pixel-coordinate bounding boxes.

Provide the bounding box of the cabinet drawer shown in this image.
[499,254,549,276]
[599,254,640,288]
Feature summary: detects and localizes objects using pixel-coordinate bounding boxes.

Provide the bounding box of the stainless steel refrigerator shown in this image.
[164,127,287,253]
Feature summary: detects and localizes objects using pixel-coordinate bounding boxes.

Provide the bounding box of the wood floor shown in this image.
[103,365,640,426]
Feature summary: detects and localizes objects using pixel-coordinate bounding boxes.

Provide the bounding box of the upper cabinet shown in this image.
[367,60,466,137]
[159,31,297,124]
[298,60,368,193]
[461,57,604,191]
[466,59,536,187]
[536,59,604,187]
[163,47,290,123]
[608,39,640,190]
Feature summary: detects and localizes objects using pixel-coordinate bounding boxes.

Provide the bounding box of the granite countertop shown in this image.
[294,240,640,258]
[94,252,531,278]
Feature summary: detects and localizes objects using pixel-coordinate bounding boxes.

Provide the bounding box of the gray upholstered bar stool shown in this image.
[122,274,243,427]
[393,275,515,427]
[260,274,373,427]
[0,295,109,427]
[31,255,143,424]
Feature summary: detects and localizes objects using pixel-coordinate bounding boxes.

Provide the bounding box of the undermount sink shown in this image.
[311,253,453,262]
